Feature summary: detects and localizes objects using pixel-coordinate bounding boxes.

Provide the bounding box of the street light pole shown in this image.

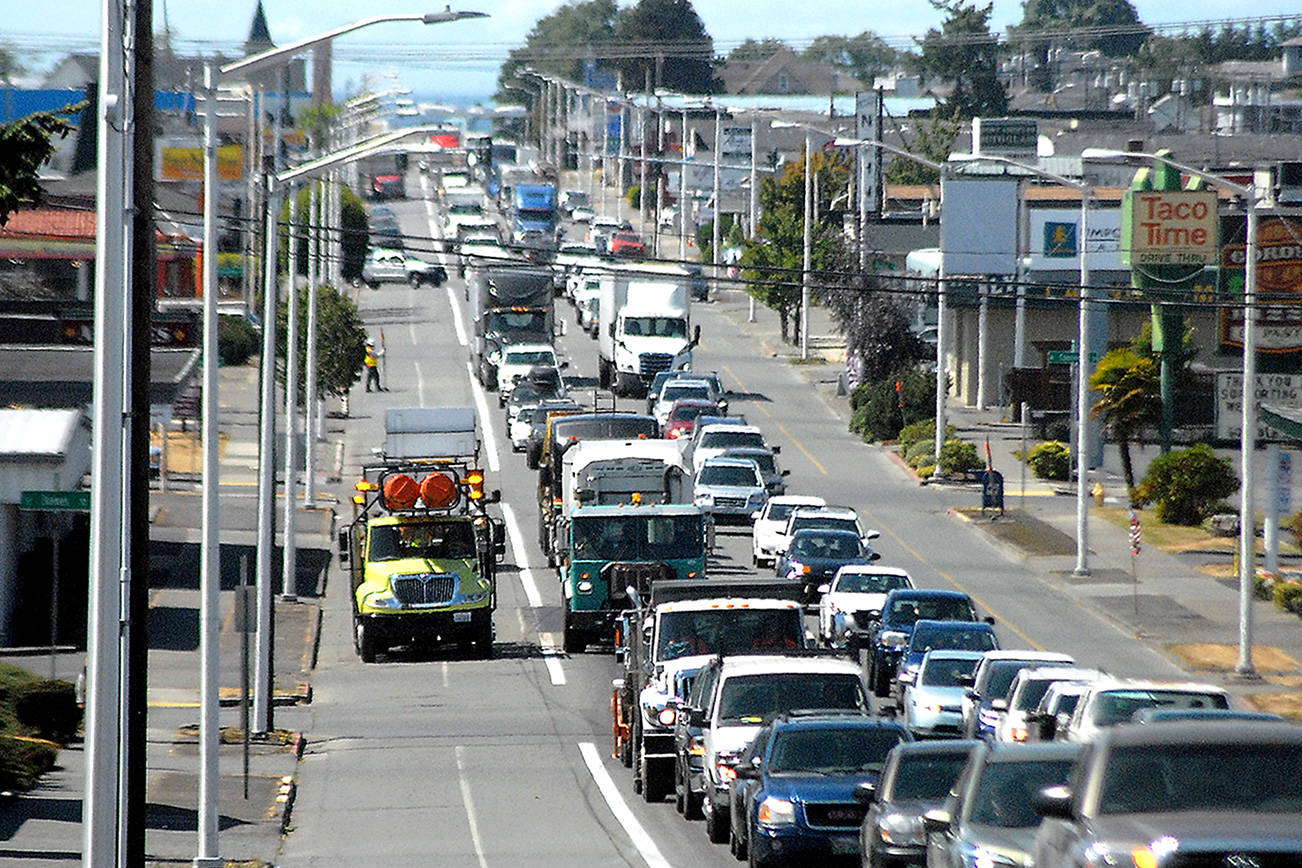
[713,107,723,300]
[802,129,812,360]
[253,174,280,733]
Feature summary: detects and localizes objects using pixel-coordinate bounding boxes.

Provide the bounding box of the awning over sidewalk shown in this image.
[1260,404,1302,442]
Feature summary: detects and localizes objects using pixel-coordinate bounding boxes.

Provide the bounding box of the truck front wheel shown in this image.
[562,610,584,654]
[356,619,379,663]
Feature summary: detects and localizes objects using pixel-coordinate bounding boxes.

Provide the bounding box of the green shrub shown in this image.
[896,418,957,455]
[1255,573,1275,601]
[849,370,937,443]
[15,680,81,743]
[1133,443,1238,526]
[916,461,936,478]
[1026,441,1071,481]
[939,439,979,475]
[903,439,932,467]
[218,315,260,367]
[1275,581,1302,615]
[0,736,57,791]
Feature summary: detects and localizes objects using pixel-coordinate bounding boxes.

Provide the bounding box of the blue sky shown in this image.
[6,1,1301,103]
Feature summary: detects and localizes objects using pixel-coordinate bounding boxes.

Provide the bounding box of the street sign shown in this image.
[1047,350,1076,365]
[19,490,90,511]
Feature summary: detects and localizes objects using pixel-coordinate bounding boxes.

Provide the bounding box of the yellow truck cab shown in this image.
[342,407,504,661]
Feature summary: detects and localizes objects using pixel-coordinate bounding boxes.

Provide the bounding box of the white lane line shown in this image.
[446,285,469,347]
[455,746,490,868]
[415,361,427,406]
[537,632,567,686]
[577,742,672,868]
[500,503,543,608]
[441,661,450,688]
[464,361,500,472]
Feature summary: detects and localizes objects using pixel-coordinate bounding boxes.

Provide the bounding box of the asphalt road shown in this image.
[276,176,1187,867]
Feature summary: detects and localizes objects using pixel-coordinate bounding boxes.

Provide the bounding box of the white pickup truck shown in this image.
[359,248,447,288]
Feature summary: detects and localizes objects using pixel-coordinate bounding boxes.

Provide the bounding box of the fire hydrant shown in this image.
[1092,481,1105,507]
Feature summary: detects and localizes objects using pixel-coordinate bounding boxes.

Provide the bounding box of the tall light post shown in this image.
[952,153,1094,575]
[1083,147,1262,676]
[200,14,486,861]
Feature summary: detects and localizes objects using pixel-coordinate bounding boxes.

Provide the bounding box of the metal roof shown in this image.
[0,408,83,459]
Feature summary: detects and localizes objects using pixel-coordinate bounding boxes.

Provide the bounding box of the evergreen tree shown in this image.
[613,0,719,93]
[917,1,1007,119]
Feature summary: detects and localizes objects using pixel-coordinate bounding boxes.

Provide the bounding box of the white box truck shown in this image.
[598,273,698,397]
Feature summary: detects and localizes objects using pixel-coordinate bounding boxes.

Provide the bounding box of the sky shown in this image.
[5,1,1301,103]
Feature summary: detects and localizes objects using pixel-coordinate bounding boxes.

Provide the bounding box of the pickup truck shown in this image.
[359,248,448,288]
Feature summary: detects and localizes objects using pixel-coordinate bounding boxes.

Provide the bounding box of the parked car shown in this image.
[817,566,914,650]
[1056,677,1231,744]
[960,652,1077,741]
[923,741,1082,868]
[1032,721,1302,868]
[894,620,1000,694]
[864,589,986,699]
[899,650,986,738]
[730,713,910,866]
[720,446,789,496]
[993,667,1102,743]
[776,528,880,603]
[751,495,826,569]
[358,248,446,288]
[686,654,873,845]
[858,740,979,868]
[693,456,769,523]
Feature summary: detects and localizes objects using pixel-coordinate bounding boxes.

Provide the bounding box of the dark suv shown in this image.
[864,589,984,697]
[857,739,978,868]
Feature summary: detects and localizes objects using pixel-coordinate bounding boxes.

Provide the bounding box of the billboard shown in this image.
[1220,215,1302,353]
[1216,371,1302,441]
[939,178,1019,276]
[1122,189,1219,266]
[1027,208,1123,271]
[160,144,243,181]
[972,117,1038,158]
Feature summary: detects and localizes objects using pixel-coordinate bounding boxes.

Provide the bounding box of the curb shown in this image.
[948,507,1034,567]
[277,776,298,836]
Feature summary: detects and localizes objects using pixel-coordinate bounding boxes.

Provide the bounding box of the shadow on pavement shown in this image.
[147,606,200,652]
[0,796,82,841]
[149,541,330,597]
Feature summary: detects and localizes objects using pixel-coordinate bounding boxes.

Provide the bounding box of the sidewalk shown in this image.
[708,285,1302,718]
[0,360,331,865]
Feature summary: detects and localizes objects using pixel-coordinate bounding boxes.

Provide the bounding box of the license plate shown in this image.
[453,611,472,623]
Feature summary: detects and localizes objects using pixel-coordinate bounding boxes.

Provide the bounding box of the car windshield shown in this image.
[835,573,909,594]
[731,452,775,474]
[368,521,475,560]
[890,753,972,800]
[662,384,711,403]
[910,627,998,654]
[570,514,702,562]
[791,515,859,535]
[515,408,535,424]
[1090,689,1229,726]
[1012,679,1060,711]
[701,431,766,450]
[1098,743,1302,815]
[765,502,818,524]
[670,403,716,422]
[969,759,1076,827]
[982,662,1042,705]
[716,673,869,723]
[623,316,686,338]
[920,656,981,687]
[449,203,482,215]
[767,728,907,776]
[699,464,761,487]
[790,534,864,560]
[504,350,555,366]
[656,609,802,660]
[887,597,974,626]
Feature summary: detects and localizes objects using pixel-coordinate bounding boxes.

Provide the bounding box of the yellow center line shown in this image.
[861,506,1043,651]
[721,363,827,477]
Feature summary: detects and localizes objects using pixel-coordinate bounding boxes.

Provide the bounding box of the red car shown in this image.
[662,399,723,439]
[610,231,646,257]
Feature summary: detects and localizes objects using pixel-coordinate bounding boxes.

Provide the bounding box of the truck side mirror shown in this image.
[770,445,781,455]
[693,325,701,344]
[337,530,351,565]
[485,489,502,504]
[493,522,506,546]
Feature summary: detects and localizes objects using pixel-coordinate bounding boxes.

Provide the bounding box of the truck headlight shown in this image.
[656,707,676,726]
[757,797,796,827]
[366,591,402,609]
[877,811,924,846]
[577,580,593,593]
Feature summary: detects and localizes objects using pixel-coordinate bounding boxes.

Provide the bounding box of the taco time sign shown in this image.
[1122,189,1219,266]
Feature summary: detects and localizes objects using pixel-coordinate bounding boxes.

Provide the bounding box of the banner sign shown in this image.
[1216,371,1302,441]
[161,145,243,181]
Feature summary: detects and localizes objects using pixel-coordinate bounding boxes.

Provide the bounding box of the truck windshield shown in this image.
[368,521,475,561]
[1090,689,1229,726]
[657,609,801,660]
[449,203,482,215]
[504,349,556,366]
[623,316,686,338]
[920,655,981,687]
[488,310,548,333]
[571,513,702,562]
[716,673,869,723]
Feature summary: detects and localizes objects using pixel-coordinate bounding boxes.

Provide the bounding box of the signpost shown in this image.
[1128,508,1142,613]
[19,491,90,679]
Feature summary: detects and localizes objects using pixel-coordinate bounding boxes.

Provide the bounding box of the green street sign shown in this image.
[1047,350,1077,365]
[20,490,91,512]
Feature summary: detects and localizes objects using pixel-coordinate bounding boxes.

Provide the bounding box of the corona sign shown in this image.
[1122,189,1219,266]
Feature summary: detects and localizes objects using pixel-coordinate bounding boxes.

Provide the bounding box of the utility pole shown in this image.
[712,108,722,297]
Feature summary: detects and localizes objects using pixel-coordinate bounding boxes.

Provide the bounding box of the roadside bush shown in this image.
[218,315,260,367]
[1026,441,1071,481]
[1275,581,1302,616]
[15,680,81,743]
[1289,510,1302,544]
[849,370,936,443]
[627,185,641,209]
[939,439,979,475]
[896,418,956,455]
[0,736,57,791]
[1133,443,1238,526]
[905,439,935,467]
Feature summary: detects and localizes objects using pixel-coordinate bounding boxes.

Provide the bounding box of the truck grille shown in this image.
[638,353,673,375]
[713,496,747,509]
[603,561,676,604]
[391,573,458,606]
[804,801,868,829]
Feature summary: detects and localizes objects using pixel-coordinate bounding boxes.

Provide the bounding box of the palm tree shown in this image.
[1090,348,1161,498]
